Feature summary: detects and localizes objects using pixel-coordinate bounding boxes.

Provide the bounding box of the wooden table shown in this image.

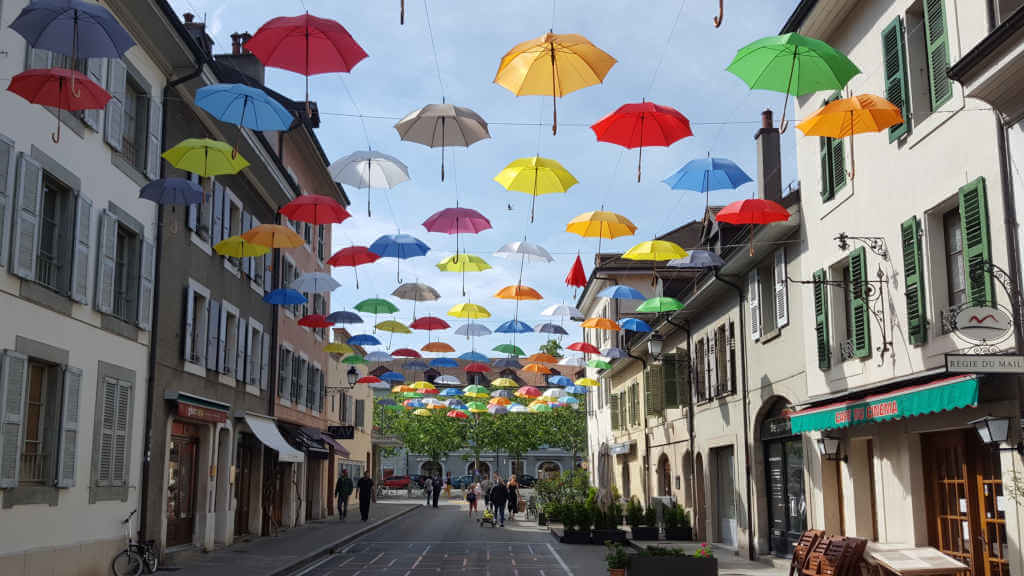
[864,543,969,576]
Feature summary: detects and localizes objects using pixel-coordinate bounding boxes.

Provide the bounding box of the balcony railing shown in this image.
[20,451,50,484]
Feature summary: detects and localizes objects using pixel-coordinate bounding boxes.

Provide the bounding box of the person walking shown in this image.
[356,470,375,522]
[445,472,452,499]
[431,474,442,508]
[481,474,493,514]
[490,476,509,527]
[335,469,353,519]
[423,476,433,507]
[506,475,519,521]
[466,482,478,517]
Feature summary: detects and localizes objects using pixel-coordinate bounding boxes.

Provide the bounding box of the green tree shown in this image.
[539,338,564,358]
[539,402,587,464]
[389,409,467,467]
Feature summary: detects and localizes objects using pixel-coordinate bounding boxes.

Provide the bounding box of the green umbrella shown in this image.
[342,355,367,365]
[401,392,425,399]
[587,359,612,370]
[727,33,860,128]
[636,297,684,314]
[493,343,525,356]
[355,298,399,314]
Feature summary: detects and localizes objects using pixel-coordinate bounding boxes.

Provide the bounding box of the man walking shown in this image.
[423,476,433,506]
[431,474,442,508]
[335,469,353,519]
[357,470,375,522]
[490,476,508,527]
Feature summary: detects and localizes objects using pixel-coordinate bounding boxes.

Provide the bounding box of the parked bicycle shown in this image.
[111,509,158,576]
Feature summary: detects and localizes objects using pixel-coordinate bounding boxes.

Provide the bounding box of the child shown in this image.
[466,482,478,517]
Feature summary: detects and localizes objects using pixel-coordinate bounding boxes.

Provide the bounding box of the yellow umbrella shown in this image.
[323,342,353,355]
[491,377,518,388]
[411,381,436,390]
[242,224,304,249]
[581,317,620,331]
[412,408,433,416]
[566,210,637,241]
[494,32,616,135]
[436,254,491,272]
[162,138,249,177]
[213,235,270,258]
[623,240,688,261]
[376,320,412,334]
[448,302,491,319]
[575,378,599,387]
[797,94,903,180]
[494,156,578,222]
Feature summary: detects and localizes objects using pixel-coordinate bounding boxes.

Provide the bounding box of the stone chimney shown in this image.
[182,12,214,57]
[755,109,782,203]
[215,30,265,84]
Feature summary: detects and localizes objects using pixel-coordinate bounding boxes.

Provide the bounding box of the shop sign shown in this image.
[946,354,1024,374]
[177,402,227,423]
[953,305,1013,347]
[609,441,634,455]
[761,415,792,440]
[328,425,355,439]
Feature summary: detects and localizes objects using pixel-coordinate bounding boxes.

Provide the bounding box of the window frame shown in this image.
[35,172,73,294]
[121,75,148,174]
[111,222,140,324]
[223,189,242,275]
[184,278,210,375]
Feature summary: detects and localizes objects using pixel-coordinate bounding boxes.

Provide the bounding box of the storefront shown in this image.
[761,410,806,557]
[240,413,303,534]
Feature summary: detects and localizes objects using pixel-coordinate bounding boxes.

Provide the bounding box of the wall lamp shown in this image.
[970,416,1023,455]
[817,436,846,462]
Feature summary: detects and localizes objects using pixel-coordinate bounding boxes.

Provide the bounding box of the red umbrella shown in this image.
[716,198,790,255]
[567,341,600,354]
[8,68,111,143]
[392,348,422,358]
[244,13,367,114]
[591,101,693,182]
[410,316,450,331]
[298,314,334,328]
[357,375,382,384]
[281,194,351,225]
[327,246,380,289]
[566,254,587,289]
[465,362,490,373]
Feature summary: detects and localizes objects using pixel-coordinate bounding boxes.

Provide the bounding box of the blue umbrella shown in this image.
[430,357,458,368]
[369,234,430,282]
[455,322,492,337]
[380,371,405,382]
[668,249,726,269]
[564,385,588,395]
[620,318,652,333]
[403,360,427,371]
[492,358,522,369]
[447,400,467,410]
[536,322,569,336]
[405,400,426,409]
[12,0,135,60]
[439,388,462,397]
[139,178,203,206]
[662,157,753,193]
[459,351,488,363]
[377,398,397,406]
[348,334,381,346]
[602,347,626,359]
[547,375,572,387]
[196,84,294,132]
[327,310,363,324]
[264,288,306,306]
[495,320,533,334]
[598,285,645,300]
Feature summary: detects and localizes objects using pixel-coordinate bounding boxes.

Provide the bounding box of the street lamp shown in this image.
[647,331,664,363]
[816,436,846,462]
[970,416,1023,455]
[346,366,358,388]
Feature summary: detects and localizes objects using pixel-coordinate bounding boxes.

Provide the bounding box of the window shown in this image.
[355,399,365,428]
[278,346,293,402]
[225,192,242,270]
[819,97,846,202]
[94,375,132,490]
[749,249,789,340]
[303,222,313,247]
[184,281,210,367]
[30,51,87,123]
[694,338,707,402]
[251,217,265,289]
[758,261,777,334]
[36,174,71,292]
[341,392,349,424]
[22,360,55,484]
[943,208,965,308]
[248,320,264,389]
[904,0,952,127]
[222,305,239,376]
[294,354,307,407]
[121,77,148,172]
[714,325,729,396]
[629,381,639,426]
[832,247,871,360]
[317,224,325,261]
[609,393,620,430]
[112,225,140,323]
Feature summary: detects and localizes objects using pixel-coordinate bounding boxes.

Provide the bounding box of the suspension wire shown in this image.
[422,0,446,100]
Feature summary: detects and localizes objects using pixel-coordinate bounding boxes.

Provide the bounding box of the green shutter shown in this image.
[813,269,831,371]
[901,217,927,344]
[831,136,846,192]
[610,394,620,430]
[646,364,664,416]
[882,16,911,141]
[820,137,834,202]
[663,353,679,407]
[959,177,993,306]
[849,246,872,358]
[923,0,952,110]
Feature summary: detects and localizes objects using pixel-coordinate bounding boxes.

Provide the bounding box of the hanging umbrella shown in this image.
[528,353,559,364]
[423,398,447,409]
[623,240,688,261]
[348,334,381,346]
[355,298,399,315]
[196,83,294,134]
[392,282,440,302]
[588,359,612,370]
[393,348,422,358]
[529,402,553,413]
[662,157,753,197]
[637,297,684,314]
[548,375,572,387]
[491,378,518,389]
[377,398,397,406]
[330,150,410,217]
[522,363,550,375]
[559,356,586,367]
[454,323,491,337]
[463,385,490,398]
[464,363,490,374]
[139,178,203,206]
[436,374,461,386]
[422,206,492,236]
[466,401,489,414]
[620,318,652,332]
[668,250,725,269]
[437,254,492,295]
[429,357,458,368]
[488,404,509,415]
[405,359,429,371]
[245,13,367,115]
[494,240,554,263]
[376,320,411,334]
[542,388,568,399]
[602,347,626,359]
[365,351,393,362]
[491,390,514,399]
[726,32,860,130]
[494,285,543,300]
[327,246,380,289]
[494,32,616,135]
[327,310,363,324]
[567,341,600,354]
[515,386,542,399]
[214,235,271,259]
[509,404,528,413]
[459,351,489,362]
[411,316,450,331]
[599,285,645,300]
[8,67,109,143]
[379,371,404,382]
[369,234,430,283]
[264,288,306,306]
[494,157,577,222]
[488,397,512,407]
[492,358,523,369]
[797,94,903,179]
[422,341,455,353]
[493,343,525,356]
[575,377,599,387]
[162,138,249,177]
[717,198,790,255]
[496,320,533,334]
[449,302,491,319]
[447,409,470,419]
[564,385,588,395]
[324,342,353,355]
[565,255,587,293]
[412,408,432,416]
[298,314,333,328]
[281,194,351,225]
[536,322,568,336]
[242,224,303,249]
[290,272,341,293]
[394,103,490,180]
[411,380,437,391]
[566,210,638,252]
[591,101,693,181]
[440,387,462,397]
[542,304,582,318]
[560,397,580,408]
[582,317,620,331]
[342,355,367,365]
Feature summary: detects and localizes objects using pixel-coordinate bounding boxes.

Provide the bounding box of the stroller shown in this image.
[478,508,498,527]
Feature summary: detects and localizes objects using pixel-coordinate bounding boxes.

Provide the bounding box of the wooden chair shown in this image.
[790,530,826,576]
[837,537,868,576]
[803,535,835,576]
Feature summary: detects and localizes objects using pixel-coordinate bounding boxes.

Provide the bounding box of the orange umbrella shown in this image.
[581,317,621,331]
[494,284,544,300]
[242,224,303,248]
[422,341,455,353]
[527,353,559,364]
[523,363,551,374]
[796,94,903,180]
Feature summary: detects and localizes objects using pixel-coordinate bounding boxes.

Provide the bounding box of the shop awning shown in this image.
[244,414,304,462]
[789,374,979,434]
[301,426,349,458]
[279,424,330,459]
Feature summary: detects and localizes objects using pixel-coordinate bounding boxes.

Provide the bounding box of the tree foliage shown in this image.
[539,338,564,358]
[385,408,468,464]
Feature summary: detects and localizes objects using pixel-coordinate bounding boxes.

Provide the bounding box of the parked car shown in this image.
[382,475,411,489]
[516,474,537,488]
[450,474,474,489]
[408,474,428,488]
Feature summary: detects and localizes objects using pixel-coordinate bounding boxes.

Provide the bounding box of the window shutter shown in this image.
[831,136,846,192]
[813,269,831,371]
[263,250,273,292]
[0,135,15,270]
[901,217,927,344]
[183,285,194,362]
[610,394,620,430]
[663,353,678,407]
[356,399,364,428]
[245,322,255,386]
[0,351,28,488]
[748,269,761,340]
[923,0,952,110]
[849,246,872,358]
[959,178,993,305]
[242,211,252,277]
[220,189,231,246]
[217,306,228,373]
[212,181,224,245]
[112,380,130,487]
[137,238,155,329]
[97,377,116,486]
[84,58,106,131]
[235,317,247,382]
[645,364,664,416]
[12,153,43,280]
[774,249,789,328]
[104,59,126,151]
[819,137,834,202]
[313,368,321,413]
[278,346,289,400]
[678,354,691,407]
[882,17,910,141]
[206,299,220,371]
[186,173,199,231]
[261,333,270,390]
[146,96,162,180]
[296,357,307,407]
[95,210,118,314]
[56,366,82,488]
[71,193,92,304]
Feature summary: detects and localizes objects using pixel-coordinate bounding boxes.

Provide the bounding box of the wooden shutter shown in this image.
[693,339,704,402]
[959,177,993,306]
[814,269,831,371]
[748,269,761,340]
[95,210,118,314]
[146,96,162,180]
[71,193,92,304]
[97,377,116,486]
[0,135,15,270]
[901,217,927,344]
[261,333,270,390]
[882,17,910,141]
[663,353,679,407]
[12,153,43,280]
[296,357,307,407]
[645,364,663,416]
[112,380,130,486]
[212,181,224,245]
[84,58,106,131]
[819,137,834,202]
[137,238,155,329]
[610,394,620,430]
[831,136,846,192]
[217,306,228,373]
[235,318,247,382]
[186,173,199,231]
[677,354,691,407]
[104,59,126,151]
[278,346,289,401]
[849,247,872,358]
[0,351,28,488]
[774,249,789,328]
[56,366,82,487]
[183,285,194,362]
[923,0,952,110]
[206,299,220,371]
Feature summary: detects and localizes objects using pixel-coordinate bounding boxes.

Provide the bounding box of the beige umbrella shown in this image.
[394,103,490,181]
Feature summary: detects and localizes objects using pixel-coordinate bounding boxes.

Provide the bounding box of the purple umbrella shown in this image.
[422,205,492,257]
[12,0,135,60]
[139,178,203,206]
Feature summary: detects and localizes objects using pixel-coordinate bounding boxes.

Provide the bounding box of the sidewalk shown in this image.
[164,502,418,576]
[639,540,789,576]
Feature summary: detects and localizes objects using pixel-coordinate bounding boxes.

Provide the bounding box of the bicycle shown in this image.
[111,509,158,576]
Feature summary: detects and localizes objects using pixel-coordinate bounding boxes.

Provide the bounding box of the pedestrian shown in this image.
[432,474,442,508]
[357,470,375,522]
[506,475,519,520]
[490,476,508,527]
[423,476,433,506]
[335,469,353,519]
[466,482,478,517]
[481,474,493,514]
[445,472,452,499]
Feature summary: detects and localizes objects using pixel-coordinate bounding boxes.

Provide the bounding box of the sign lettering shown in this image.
[177,402,227,423]
[946,354,1024,374]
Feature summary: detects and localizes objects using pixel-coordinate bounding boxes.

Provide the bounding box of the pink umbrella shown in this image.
[422,204,491,261]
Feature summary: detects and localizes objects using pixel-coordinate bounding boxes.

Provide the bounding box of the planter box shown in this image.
[591,528,627,545]
[664,526,693,541]
[560,529,591,545]
[629,526,660,541]
[629,556,717,576]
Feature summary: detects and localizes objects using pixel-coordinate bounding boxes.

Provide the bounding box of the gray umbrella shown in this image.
[392,282,440,301]
[536,322,569,335]
[668,249,725,269]
[394,103,490,181]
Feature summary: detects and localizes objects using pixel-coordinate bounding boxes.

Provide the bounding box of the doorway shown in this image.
[712,445,737,546]
[658,453,672,497]
[167,422,200,548]
[621,459,631,500]
[467,461,490,479]
[420,461,443,478]
[235,433,259,536]
[765,437,806,556]
[695,453,706,541]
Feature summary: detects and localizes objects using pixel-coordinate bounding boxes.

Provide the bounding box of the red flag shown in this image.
[566,254,587,288]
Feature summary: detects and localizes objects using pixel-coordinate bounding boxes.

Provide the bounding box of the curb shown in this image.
[266,504,421,576]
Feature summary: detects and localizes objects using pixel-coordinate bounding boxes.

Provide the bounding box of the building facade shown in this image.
[326,328,372,515]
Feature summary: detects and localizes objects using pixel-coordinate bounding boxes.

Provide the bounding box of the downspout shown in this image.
[665,317,692,509]
[996,115,1022,353]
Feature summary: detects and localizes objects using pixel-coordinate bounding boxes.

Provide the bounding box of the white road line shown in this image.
[546,543,574,576]
[337,557,354,568]
[528,544,535,556]
[367,552,384,565]
[388,558,396,567]
[289,555,333,576]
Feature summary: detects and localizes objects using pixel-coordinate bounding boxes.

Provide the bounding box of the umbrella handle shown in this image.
[550,41,558,135]
[713,0,724,27]
[401,0,405,24]
[52,109,62,144]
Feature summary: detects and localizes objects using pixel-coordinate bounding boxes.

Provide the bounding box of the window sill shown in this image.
[758,327,781,344]
[245,384,260,396]
[223,259,240,278]
[2,485,60,508]
[101,313,140,340]
[19,279,73,317]
[190,232,213,256]
[250,281,264,296]
[183,361,205,378]
[218,373,235,387]
[110,153,150,188]
[280,399,292,407]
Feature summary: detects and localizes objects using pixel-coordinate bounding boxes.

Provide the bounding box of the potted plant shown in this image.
[559,502,590,544]
[590,497,627,544]
[628,498,659,541]
[663,504,693,541]
[629,543,717,575]
[605,542,629,576]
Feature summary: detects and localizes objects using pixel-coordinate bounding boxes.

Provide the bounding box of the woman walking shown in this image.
[490,476,509,527]
[506,475,519,521]
[466,482,478,517]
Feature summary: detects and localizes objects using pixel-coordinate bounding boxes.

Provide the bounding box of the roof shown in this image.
[780,0,819,33]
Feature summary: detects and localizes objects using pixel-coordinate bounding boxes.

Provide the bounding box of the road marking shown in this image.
[367,552,383,565]
[290,555,332,576]
[528,544,535,556]
[388,558,396,567]
[546,543,574,576]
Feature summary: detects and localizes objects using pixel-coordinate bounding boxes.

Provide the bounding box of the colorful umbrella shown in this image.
[528,353,560,364]
[459,351,489,363]
[509,404,528,413]
[327,246,380,289]
[411,380,437,391]
[411,316,450,331]
[380,371,404,382]
[447,409,469,419]
[567,341,600,354]
[214,235,270,258]
[365,351,393,362]
[162,138,249,178]
[436,375,461,386]
[602,347,626,359]
[449,302,490,319]
[489,397,512,406]
[437,254,491,295]
[587,359,612,370]
[423,398,446,409]
[422,341,455,353]
[264,288,306,306]
[454,323,491,337]
[493,344,525,356]
[620,318,652,332]
[139,178,203,206]
[488,404,509,415]
[591,101,693,181]
[242,224,303,248]
[463,385,490,398]
[392,282,440,302]
[8,67,109,142]
[329,150,410,217]
[536,322,569,336]
[327,310,362,324]
[355,298,399,315]
[623,240,688,261]
[491,378,518,388]
[492,358,523,369]
[542,304,582,318]
[376,320,411,334]
[392,348,421,358]
[522,363,550,375]
[342,355,367,365]
[281,194,350,225]
[298,314,333,328]
[494,32,616,135]
[566,255,587,292]
[324,342,353,355]
[599,285,645,300]
[716,198,790,255]
[662,156,753,195]
[369,234,430,283]
[494,156,577,222]
[494,240,554,263]
[494,285,543,300]
[566,211,637,253]
[491,389,515,398]
[423,206,492,235]
[797,94,903,179]
[464,363,490,374]
[558,357,586,367]
[290,272,340,293]
[12,0,134,62]
[440,387,462,397]
[394,103,490,180]
[429,357,458,368]
[196,83,294,133]
[496,320,533,334]
[548,375,572,387]
[515,386,542,399]
[542,388,568,399]
[575,378,599,387]
[564,385,588,395]
[668,250,725,269]
[466,401,489,414]
[412,408,432,416]
[637,297,684,314]
[348,334,381,346]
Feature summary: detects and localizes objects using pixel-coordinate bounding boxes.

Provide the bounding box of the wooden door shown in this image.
[166,430,199,548]
[974,443,1009,576]
[234,434,256,535]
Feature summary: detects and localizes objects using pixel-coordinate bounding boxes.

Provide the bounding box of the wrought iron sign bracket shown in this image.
[835,233,889,261]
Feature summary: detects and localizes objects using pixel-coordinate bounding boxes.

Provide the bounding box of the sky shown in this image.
[168,0,801,358]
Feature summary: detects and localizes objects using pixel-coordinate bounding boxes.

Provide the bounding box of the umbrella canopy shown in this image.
[466,401,489,414]
[12,0,134,60]
[264,288,306,306]
[394,103,490,180]
[214,235,271,259]
[375,320,411,334]
[392,348,421,358]
[280,194,351,225]
[492,358,523,369]
[347,334,381,346]
[494,32,616,134]
[522,363,550,374]
[488,404,509,415]
[542,304,582,318]
[491,390,514,400]
[379,371,404,382]
[355,298,399,314]
[422,341,455,353]
[509,404,528,413]
[436,375,461,386]
[491,378,518,388]
[324,342,353,355]
[423,398,447,409]
[411,316,450,331]
[459,351,489,363]
[412,408,432,416]
[447,409,469,419]
[368,234,430,283]
[536,322,569,335]
[464,362,490,374]
[620,318,653,332]
[528,353,560,364]
[404,358,429,370]
[529,402,553,413]
[140,178,203,206]
[423,206,492,235]
[329,150,410,217]
[623,240,688,261]
[548,375,572,387]
[342,355,367,365]
[196,83,294,132]
[290,272,341,293]
[566,255,587,289]
[439,387,462,397]
[599,285,645,300]
[796,94,903,179]
[411,380,437,391]
[242,224,303,249]
[567,341,600,354]
[560,396,580,408]
[637,296,684,314]
[493,344,525,356]
[588,359,612,370]
[580,317,621,332]
[494,157,578,222]
[602,347,626,359]
[392,282,440,302]
[663,157,753,193]
[564,385,588,395]
[494,240,554,263]
[8,67,110,142]
[591,101,693,181]
[575,377,599,387]
[327,246,380,289]
[566,210,637,240]
[515,386,542,399]
[489,397,512,406]
[559,357,586,367]
[429,357,458,368]
[436,254,491,273]
[449,302,491,319]
[162,138,249,178]
[668,249,726,269]
[542,388,568,399]
[365,351,393,362]
[716,198,790,225]
[463,385,490,398]
[327,310,363,324]
[496,320,533,334]
[494,285,543,300]
[455,323,491,337]
[296,316,333,331]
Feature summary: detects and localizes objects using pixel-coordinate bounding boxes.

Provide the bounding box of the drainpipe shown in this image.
[995,115,1023,353]
[664,317,691,507]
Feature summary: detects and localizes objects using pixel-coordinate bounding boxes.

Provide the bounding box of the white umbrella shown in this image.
[542,388,567,399]
[435,374,461,386]
[330,150,410,217]
[289,272,340,293]
[558,356,586,367]
[494,240,553,263]
[542,303,582,317]
[368,381,392,390]
[508,404,528,413]
[366,351,393,362]
[394,103,490,181]
[454,322,492,337]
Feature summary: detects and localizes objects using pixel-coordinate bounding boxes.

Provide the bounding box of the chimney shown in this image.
[215,30,265,85]
[755,108,782,203]
[230,32,242,56]
[182,12,214,57]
